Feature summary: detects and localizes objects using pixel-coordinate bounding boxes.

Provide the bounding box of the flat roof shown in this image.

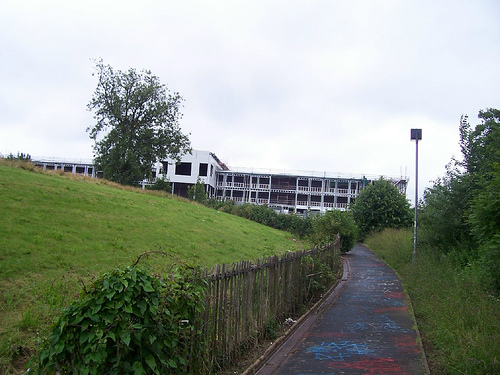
[220,166,406,182]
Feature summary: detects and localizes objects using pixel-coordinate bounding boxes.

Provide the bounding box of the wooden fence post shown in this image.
[199,240,341,374]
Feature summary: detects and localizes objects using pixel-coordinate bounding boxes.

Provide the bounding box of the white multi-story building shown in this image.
[32,157,97,177]
[32,150,408,215]
[156,150,228,198]
[158,150,408,215]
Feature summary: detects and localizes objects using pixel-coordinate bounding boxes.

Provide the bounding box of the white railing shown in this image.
[215,195,350,210]
[223,165,394,181]
[251,184,270,190]
[218,182,249,189]
[32,156,94,165]
[249,198,270,204]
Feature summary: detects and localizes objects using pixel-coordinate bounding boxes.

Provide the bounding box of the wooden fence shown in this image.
[196,238,341,373]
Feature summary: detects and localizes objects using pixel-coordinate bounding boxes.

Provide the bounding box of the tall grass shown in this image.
[366,228,500,374]
[0,161,307,373]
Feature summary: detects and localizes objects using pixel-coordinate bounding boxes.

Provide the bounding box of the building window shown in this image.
[175,162,192,176]
[199,163,208,177]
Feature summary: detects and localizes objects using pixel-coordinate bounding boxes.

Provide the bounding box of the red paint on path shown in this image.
[254,244,427,375]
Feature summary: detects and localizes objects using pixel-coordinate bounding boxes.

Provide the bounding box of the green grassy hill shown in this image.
[0,160,306,373]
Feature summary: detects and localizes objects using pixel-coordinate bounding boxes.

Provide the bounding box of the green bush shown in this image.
[311,210,357,253]
[301,249,339,297]
[250,204,278,227]
[36,265,207,374]
[147,176,172,192]
[206,201,313,239]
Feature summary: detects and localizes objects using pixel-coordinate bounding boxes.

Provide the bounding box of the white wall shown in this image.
[159,150,222,189]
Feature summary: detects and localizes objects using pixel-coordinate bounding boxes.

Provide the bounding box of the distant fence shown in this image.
[197,238,341,373]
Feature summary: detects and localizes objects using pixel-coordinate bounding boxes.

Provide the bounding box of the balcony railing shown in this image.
[216,183,358,197]
[251,184,270,190]
[249,198,270,205]
[215,195,350,210]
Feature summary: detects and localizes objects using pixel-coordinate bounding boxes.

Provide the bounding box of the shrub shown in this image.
[311,210,357,253]
[36,265,207,374]
[477,234,500,291]
[250,204,278,227]
[147,176,171,192]
[5,152,31,161]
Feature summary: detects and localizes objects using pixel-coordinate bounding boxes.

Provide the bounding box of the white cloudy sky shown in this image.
[1,0,499,203]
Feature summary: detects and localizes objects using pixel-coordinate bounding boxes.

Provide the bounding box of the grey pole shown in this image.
[413,137,418,259]
[411,129,422,260]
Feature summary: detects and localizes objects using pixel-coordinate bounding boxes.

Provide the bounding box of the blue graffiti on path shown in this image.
[345,321,369,331]
[380,314,400,331]
[344,314,405,333]
[307,340,373,361]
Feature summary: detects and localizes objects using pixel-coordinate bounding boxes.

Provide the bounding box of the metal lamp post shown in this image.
[410,129,422,260]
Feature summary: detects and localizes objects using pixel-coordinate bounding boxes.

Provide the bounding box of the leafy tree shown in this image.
[187,177,207,204]
[459,109,500,183]
[87,60,191,186]
[419,165,475,254]
[420,108,500,291]
[469,164,500,244]
[468,164,500,290]
[421,109,500,255]
[351,178,412,241]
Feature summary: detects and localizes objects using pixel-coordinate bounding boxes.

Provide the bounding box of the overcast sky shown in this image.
[1,0,499,204]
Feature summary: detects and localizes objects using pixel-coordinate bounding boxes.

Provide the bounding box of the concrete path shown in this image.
[254,244,428,375]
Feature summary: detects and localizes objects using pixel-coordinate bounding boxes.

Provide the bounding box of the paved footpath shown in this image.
[254,244,428,375]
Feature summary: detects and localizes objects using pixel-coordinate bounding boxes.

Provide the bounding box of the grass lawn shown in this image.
[0,160,307,373]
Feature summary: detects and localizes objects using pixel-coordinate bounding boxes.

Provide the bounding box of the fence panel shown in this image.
[195,238,340,374]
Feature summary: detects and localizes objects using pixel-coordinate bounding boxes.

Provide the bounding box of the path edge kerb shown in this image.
[242,254,351,375]
[363,244,431,375]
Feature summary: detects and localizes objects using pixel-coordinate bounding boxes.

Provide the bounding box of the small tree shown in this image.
[87,59,191,186]
[187,177,207,205]
[351,178,412,241]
